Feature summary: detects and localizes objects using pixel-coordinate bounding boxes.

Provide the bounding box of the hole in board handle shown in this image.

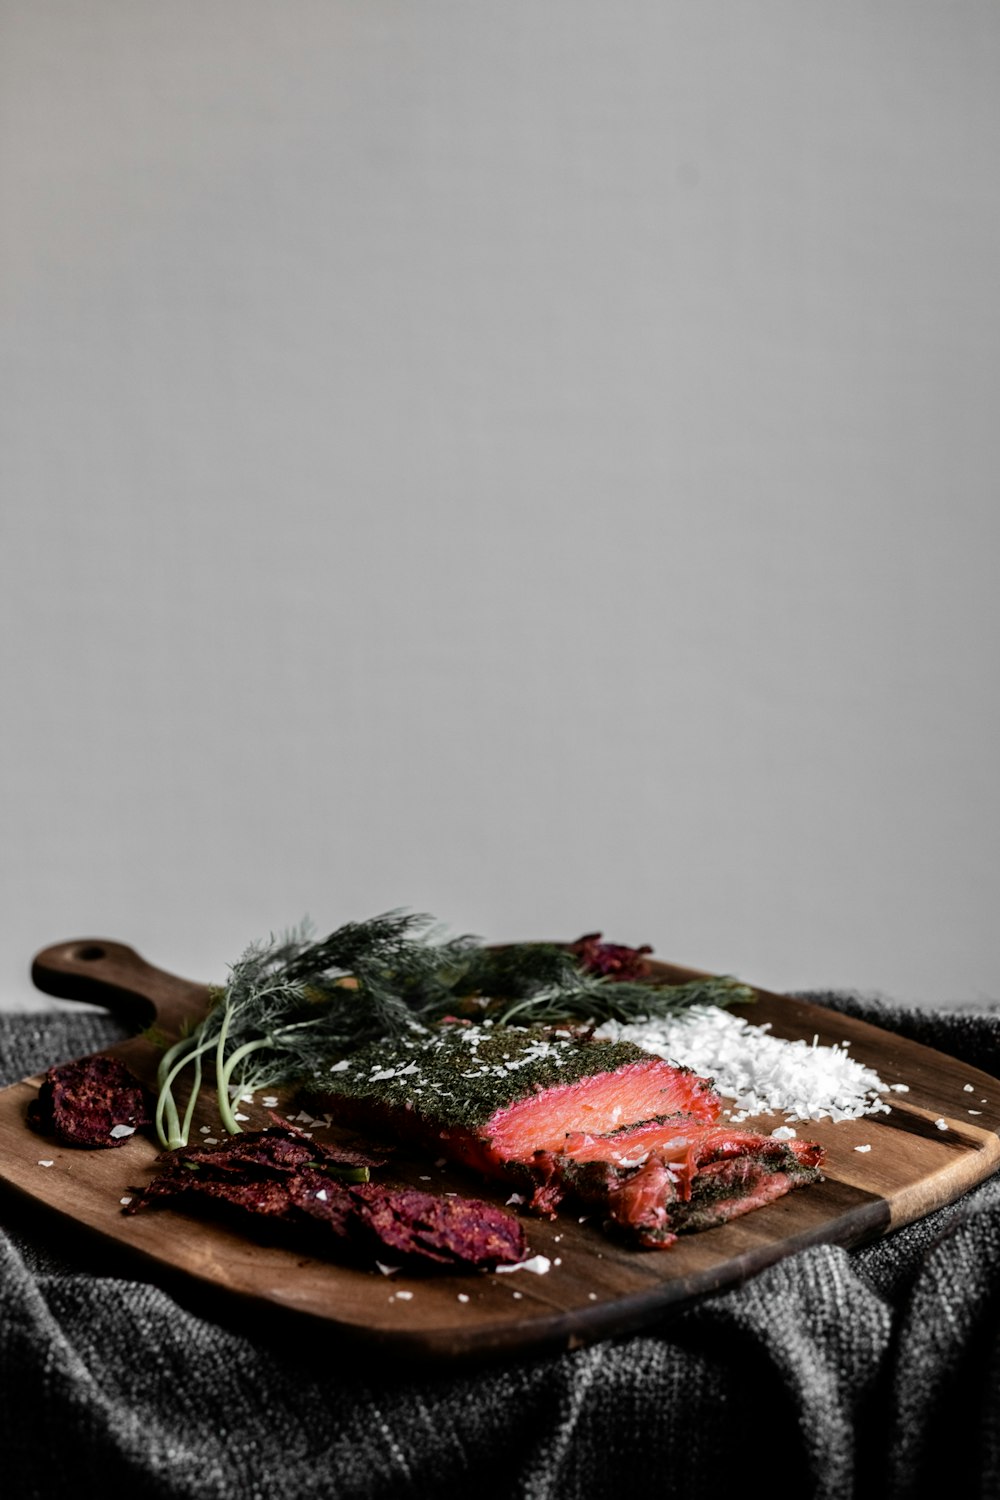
[74,945,107,962]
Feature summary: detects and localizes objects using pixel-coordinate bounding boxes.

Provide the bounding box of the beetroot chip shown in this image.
[124,1130,531,1272]
[348,1184,529,1269]
[568,932,653,981]
[28,1055,152,1149]
[162,1128,383,1180]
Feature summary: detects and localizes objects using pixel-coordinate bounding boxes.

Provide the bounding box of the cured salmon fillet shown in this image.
[311,1022,719,1176]
[310,1021,823,1249]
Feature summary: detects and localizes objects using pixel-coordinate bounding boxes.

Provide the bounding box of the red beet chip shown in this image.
[569,933,653,981]
[27,1055,153,1149]
[162,1128,384,1180]
[125,1173,297,1219]
[348,1184,530,1269]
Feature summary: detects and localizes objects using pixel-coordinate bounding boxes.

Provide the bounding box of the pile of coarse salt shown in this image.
[597,1006,905,1124]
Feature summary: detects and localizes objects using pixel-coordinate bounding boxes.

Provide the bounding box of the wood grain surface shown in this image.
[1,938,999,1363]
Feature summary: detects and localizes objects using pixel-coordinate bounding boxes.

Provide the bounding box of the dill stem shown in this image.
[218,1036,273,1133]
[178,1046,203,1148]
[155,1034,196,1149]
[155,1037,217,1149]
[214,998,239,1135]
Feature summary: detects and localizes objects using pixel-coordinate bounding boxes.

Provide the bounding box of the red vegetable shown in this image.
[27,1055,152,1149]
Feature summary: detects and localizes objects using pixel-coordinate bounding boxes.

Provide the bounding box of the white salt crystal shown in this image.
[119,1196,132,1205]
[109,1124,135,1139]
[854,1144,872,1153]
[327,1060,350,1074]
[395,1290,413,1301]
[935,1118,948,1130]
[964,1084,975,1093]
[495,1255,552,1276]
[457,1293,470,1303]
[771,1126,797,1141]
[37,1160,54,1167]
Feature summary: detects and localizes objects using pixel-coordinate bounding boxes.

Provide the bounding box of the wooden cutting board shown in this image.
[2,937,999,1364]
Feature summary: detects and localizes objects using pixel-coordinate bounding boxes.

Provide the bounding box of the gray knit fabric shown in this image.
[2,996,999,1500]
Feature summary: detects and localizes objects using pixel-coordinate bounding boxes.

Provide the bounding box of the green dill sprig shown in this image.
[457,944,753,1024]
[493,970,754,1026]
[154,912,478,1147]
[152,912,752,1149]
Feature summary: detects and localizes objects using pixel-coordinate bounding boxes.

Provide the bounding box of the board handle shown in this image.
[31,939,211,1036]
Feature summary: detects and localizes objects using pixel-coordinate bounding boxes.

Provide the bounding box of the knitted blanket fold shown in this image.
[2,996,999,1500]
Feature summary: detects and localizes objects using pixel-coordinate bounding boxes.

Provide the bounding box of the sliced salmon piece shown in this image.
[531,1117,824,1246]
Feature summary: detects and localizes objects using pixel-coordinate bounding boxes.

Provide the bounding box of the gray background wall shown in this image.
[2,1,998,1010]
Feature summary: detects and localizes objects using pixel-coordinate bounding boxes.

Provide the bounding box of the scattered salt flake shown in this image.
[935,1118,948,1131]
[771,1126,797,1141]
[233,1113,250,1123]
[204,1138,219,1145]
[854,1144,872,1153]
[376,1262,400,1277]
[199,1125,211,1134]
[553,1234,562,1242]
[512,1291,523,1299]
[495,1255,552,1276]
[262,1096,279,1107]
[327,1060,350,1074]
[553,1257,562,1266]
[890,1084,910,1093]
[119,1196,132,1206]
[315,1189,328,1201]
[109,1124,135,1139]
[419,1175,432,1181]
[588,1292,598,1301]
[239,1093,254,1104]
[964,1084,975,1093]
[395,1290,413,1301]
[457,1293,470,1303]
[37,1160,54,1167]
[969,1110,983,1116]
[506,1193,526,1206]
